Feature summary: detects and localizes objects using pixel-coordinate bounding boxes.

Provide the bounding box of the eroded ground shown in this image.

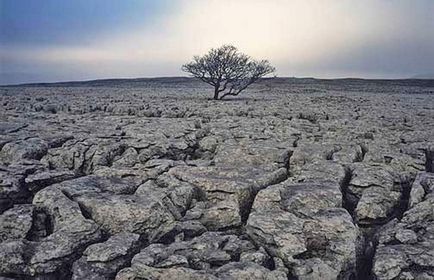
[0,78,433,280]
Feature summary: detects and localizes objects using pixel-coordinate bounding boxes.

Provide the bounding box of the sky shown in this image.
[1,0,433,84]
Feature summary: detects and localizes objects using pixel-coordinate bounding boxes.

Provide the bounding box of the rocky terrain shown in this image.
[0,77,433,280]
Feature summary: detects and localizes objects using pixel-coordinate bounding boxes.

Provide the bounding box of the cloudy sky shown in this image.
[1,0,433,84]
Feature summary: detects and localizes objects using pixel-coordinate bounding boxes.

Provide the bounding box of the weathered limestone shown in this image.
[72,232,141,280]
[246,180,359,279]
[373,172,434,280]
[1,78,433,279]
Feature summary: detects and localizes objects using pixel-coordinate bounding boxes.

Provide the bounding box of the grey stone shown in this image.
[168,165,287,230]
[373,172,434,280]
[349,163,402,225]
[246,180,359,279]
[75,193,175,240]
[215,261,287,280]
[0,204,34,242]
[71,232,141,280]
[25,170,77,193]
[1,138,48,164]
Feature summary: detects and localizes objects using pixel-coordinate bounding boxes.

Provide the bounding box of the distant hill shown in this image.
[411,73,434,79]
[1,76,433,88]
[0,77,198,88]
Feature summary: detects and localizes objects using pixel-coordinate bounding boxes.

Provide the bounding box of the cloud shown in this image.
[1,0,433,83]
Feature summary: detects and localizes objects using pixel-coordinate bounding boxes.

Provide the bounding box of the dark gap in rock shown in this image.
[77,201,92,220]
[357,218,391,228]
[189,258,211,270]
[164,146,197,161]
[53,264,74,280]
[356,227,378,280]
[264,255,275,270]
[240,176,288,224]
[292,138,299,148]
[55,233,108,280]
[425,148,433,173]
[384,156,393,164]
[229,250,241,263]
[340,166,357,217]
[27,208,49,241]
[225,238,242,262]
[161,196,182,220]
[78,144,96,175]
[392,175,414,221]
[41,219,54,240]
[325,150,334,160]
[404,263,434,275]
[240,190,258,224]
[157,228,179,245]
[241,159,291,225]
[60,189,74,201]
[107,144,128,167]
[47,135,73,149]
[188,143,202,161]
[138,233,150,246]
[339,268,357,280]
[282,150,292,177]
[354,144,368,162]
[383,239,401,246]
[29,208,54,237]
[218,236,230,250]
[0,198,14,214]
[293,236,328,260]
[293,250,323,260]
[104,239,144,279]
[287,268,298,280]
[216,224,244,236]
[245,242,277,271]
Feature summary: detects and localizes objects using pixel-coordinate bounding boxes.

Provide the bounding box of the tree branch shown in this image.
[182,45,275,100]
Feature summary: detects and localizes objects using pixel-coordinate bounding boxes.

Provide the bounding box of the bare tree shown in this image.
[182,45,275,100]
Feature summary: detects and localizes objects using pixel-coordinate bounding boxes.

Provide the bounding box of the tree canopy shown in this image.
[182,45,275,100]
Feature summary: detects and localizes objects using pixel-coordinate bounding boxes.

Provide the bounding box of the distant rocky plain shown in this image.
[0,77,433,280]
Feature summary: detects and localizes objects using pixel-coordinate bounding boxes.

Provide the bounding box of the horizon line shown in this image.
[2,75,434,87]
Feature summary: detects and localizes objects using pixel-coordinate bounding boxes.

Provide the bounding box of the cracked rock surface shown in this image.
[0,78,433,279]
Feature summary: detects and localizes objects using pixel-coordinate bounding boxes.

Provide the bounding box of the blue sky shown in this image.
[1,0,433,84]
[0,0,169,46]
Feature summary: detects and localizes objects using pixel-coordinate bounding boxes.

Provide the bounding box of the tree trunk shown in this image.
[213,88,219,100]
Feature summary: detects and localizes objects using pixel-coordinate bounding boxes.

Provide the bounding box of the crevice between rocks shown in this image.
[338,165,376,280]
[27,207,54,241]
[353,173,415,280]
[356,227,378,280]
[340,166,356,218]
[355,143,368,162]
[77,201,93,220]
[241,151,293,225]
[393,175,414,221]
[425,148,433,173]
